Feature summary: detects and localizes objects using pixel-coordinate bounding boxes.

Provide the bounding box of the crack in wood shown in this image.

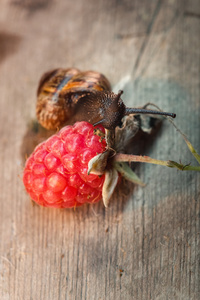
[184,11,200,19]
[131,0,162,79]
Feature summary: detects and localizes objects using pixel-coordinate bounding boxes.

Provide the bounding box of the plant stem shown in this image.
[166,117,200,165]
[115,154,168,166]
[114,154,200,172]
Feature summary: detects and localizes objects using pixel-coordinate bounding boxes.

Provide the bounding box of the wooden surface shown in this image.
[0,0,200,299]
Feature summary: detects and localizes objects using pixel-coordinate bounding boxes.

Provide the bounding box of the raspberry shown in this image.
[23,121,106,208]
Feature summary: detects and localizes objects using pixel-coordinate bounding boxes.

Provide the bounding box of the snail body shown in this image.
[36,68,176,130]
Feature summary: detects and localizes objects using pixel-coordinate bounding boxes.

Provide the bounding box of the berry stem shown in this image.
[114,154,200,172]
[105,129,115,149]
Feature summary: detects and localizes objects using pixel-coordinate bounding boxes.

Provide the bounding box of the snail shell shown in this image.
[36,68,111,130]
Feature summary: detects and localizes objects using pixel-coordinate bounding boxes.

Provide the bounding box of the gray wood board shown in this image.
[0,0,199,299]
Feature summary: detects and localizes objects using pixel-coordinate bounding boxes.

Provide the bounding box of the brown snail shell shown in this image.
[36,68,111,130]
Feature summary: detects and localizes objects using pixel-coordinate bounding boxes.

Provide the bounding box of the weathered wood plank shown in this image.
[0,0,199,299]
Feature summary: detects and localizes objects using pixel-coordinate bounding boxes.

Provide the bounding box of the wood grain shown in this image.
[0,0,199,299]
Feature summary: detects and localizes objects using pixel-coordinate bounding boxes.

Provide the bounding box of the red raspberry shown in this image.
[23,121,107,208]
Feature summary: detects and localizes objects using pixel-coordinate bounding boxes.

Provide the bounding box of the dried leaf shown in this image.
[102,168,119,207]
[88,150,110,175]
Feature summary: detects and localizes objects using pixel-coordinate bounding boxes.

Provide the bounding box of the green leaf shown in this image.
[114,161,145,186]
[183,138,200,165]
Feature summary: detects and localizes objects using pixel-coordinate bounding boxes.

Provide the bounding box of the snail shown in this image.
[36,68,176,130]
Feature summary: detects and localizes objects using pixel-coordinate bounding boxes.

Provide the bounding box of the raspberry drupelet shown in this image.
[23,121,107,208]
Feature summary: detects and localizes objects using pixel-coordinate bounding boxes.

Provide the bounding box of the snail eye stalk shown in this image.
[125,107,176,119]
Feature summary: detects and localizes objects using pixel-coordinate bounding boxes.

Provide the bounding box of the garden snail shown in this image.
[36,68,176,130]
